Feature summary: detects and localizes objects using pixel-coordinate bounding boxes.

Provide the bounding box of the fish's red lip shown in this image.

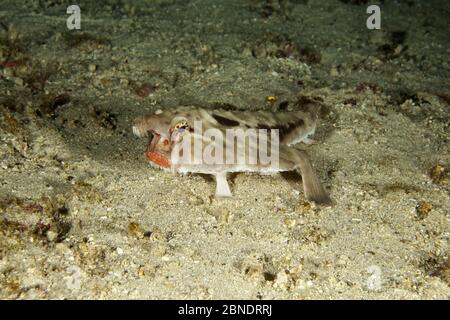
[145,151,171,168]
[145,132,172,168]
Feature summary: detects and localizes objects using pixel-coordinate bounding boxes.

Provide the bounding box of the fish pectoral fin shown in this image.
[214,172,232,197]
[301,137,317,145]
[290,149,333,206]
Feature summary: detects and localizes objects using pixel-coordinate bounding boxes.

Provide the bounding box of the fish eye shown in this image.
[175,121,189,131]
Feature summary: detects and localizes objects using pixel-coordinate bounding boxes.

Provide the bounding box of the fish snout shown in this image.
[132,116,150,138]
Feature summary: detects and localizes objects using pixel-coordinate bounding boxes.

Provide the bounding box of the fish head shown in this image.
[133,110,192,168]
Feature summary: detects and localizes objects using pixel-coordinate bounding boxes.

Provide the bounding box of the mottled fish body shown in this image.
[133,105,332,205]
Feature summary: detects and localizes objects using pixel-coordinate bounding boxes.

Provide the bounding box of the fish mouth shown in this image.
[147,132,161,152]
[145,132,171,168]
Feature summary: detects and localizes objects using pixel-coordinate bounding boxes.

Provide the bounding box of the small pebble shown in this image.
[128,222,144,239]
[330,66,339,77]
[416,201,432,220]
[14,77,24,87]
[46,230,58,242]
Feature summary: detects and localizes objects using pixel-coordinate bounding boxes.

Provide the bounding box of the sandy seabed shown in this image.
[0,0,449,299]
